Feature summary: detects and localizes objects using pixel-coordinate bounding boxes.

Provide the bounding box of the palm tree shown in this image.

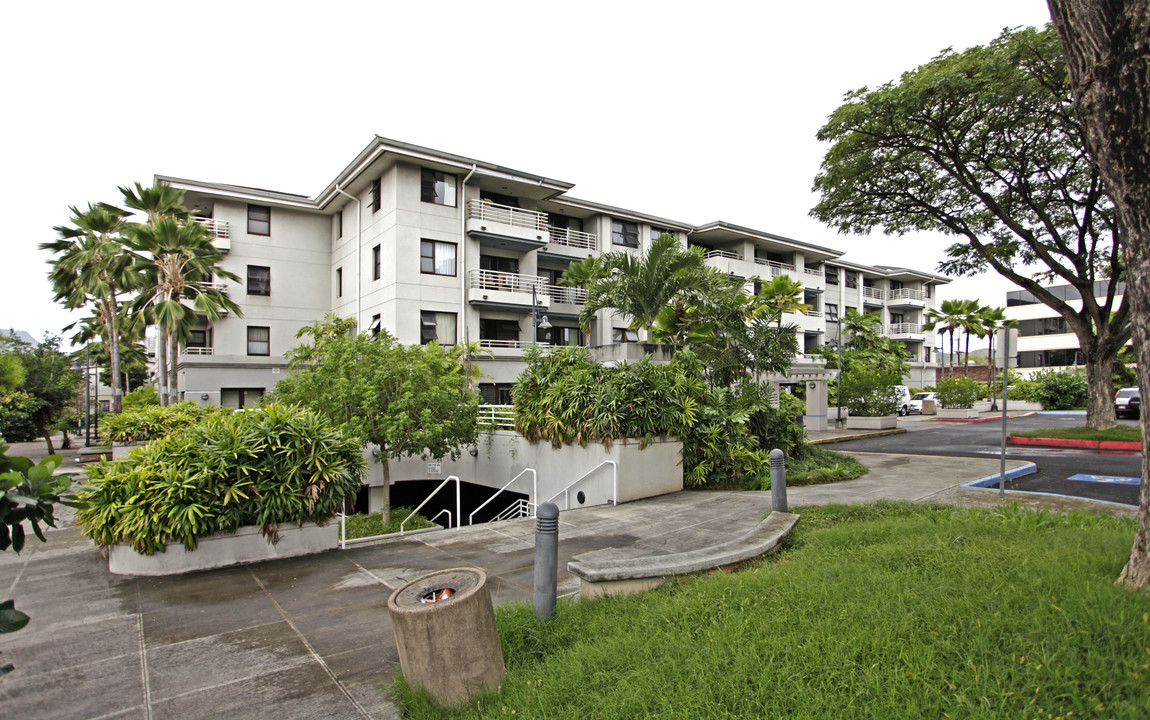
[566,233,725,338]
[127,216,240,405]
[977,305,1011,410]
[924,299,969,379]
[841,308,882,350]
[40,203,136,413]
[957,299,985,372]
[754,275,810,330]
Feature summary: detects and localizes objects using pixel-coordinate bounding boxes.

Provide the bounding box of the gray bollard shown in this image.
[534,502,559,620]
[769,448,788,512]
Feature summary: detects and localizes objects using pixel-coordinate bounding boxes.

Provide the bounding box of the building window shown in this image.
[826,303,839,323]
[479,383,514,405]
[480,319,520,343]
[651,226,672,242]
[548,326,583,347]
[613,327,639,343]
[924,347,932,363]
[925,284,932,298]
[803,290,820,313]
[371,178,382,213]
[826,267,839,285]
[845,271,858,289]
[890,312,905,326]
[421,240,457,276]
[372,245,381,280]
[336,268,342,298]
[421,168,457,207]
[370,314,381,339]
[611,220,639,247]
[246,326,270,356]
[247,205,271,236]
[421,311,457,346]
[188,329,210,348]
[336,209,343,238]
[247,265,271,296]
[221,388,265,410]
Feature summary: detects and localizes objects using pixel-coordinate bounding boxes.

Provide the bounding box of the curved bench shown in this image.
[567,511,800,599]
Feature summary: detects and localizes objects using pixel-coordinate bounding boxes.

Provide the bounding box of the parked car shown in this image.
[907,392,937,415]
[1115,386,1141,419]
[894,385,912,416]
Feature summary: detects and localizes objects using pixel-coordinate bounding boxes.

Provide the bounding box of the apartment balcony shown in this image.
[182,347,215,356]
[539,225,598,261]
[886,288,928,309]
[468,269,550,312]
[466,200,549,251]
[886,323,925,341]
[541,283,586,319]
[700,249,748,276]
[754,257,797,277]
[862,286,884,307]
[795,353,827,366]
[477,339,551,357]
[803,266,824,278]
[194,217,231,254]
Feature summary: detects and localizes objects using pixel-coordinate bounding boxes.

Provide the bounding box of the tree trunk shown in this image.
[1047,0,1150,588]
[380,456,391,526]
[106,294,122,415]
[168,332,179,403]
[156,330,169,407]
[1081,350,1117,431]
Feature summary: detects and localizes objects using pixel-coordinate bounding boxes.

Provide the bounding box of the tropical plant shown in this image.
[812,25,1128,430]
[754,275,809,329]
[273,316,480,523]
[838,367,904,416]
[924,299,978,379]
[1029,368,1089,410]
[121,386,160,412]
[840,308,882,351]
[935,377,986,409]
[75,404,364,555]
[0,335,83,454]
[40,202,135,413]
[101,401,224,443]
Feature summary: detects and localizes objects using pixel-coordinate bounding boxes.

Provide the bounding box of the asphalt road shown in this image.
[834,413,1143,506]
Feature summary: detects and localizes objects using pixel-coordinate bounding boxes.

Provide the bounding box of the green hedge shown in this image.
[936,377,985,409]
[76,403,365,555]
[101,402,225,443]
[839,367,904,416]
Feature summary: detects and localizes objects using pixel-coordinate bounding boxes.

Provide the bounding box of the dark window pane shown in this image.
[247,205,271,235]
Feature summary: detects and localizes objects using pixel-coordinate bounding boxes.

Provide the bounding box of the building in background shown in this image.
[159,136,950,406]
[1005,280,1127,376]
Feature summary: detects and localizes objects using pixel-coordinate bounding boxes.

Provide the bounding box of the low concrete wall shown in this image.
[108,522,339,576]
[846,415,897,430]
[373,433,683,512]
[937,407,979,419]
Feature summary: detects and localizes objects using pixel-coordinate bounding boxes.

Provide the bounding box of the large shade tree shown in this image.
[274,316,481,523]
[1045,0,1150,586]
[812,25,1128,430]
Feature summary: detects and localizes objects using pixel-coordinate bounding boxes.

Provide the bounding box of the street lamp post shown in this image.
[829,337,844,429]
[531,284,551,346]
[84,343,91,447]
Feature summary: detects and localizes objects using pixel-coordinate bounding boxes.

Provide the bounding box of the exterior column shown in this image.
[804,379,828,432]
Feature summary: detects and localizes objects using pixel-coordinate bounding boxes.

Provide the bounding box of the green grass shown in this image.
[777,445,869,486]
[1011,425,1142,443]
[393,502,1150,719]
[342,507,437,539]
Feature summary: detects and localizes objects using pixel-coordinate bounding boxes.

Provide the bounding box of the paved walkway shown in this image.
[0,443,1135,719]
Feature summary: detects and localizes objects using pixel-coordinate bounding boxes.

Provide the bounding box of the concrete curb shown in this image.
[1007,436,1141,451]
[567,510,800,598]
[961,462,1039,488]
[932,412,1034,424]
[809,428,906,444]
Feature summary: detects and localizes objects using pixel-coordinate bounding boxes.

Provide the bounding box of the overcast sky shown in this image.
[3,0,1055,345]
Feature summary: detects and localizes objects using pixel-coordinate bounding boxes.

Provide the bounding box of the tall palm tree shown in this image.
[127,216,240,405]
[841,308,882,350]
[754,275,810,330]
[40,203,135,413]
[977,305,1011,410]
[566,233,724,337]
[924,299,970,380]
[957,299,985,372]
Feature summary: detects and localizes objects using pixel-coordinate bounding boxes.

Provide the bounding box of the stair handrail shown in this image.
[545,460,617,510]
[469,468,537,525]
[401,475,460,535]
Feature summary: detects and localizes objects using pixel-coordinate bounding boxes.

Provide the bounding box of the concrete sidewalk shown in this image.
[0,450,1133,719]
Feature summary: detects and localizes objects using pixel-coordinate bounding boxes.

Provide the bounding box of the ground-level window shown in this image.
[221,388,265,409]
[421,311,457,346]
[247,326,270,356]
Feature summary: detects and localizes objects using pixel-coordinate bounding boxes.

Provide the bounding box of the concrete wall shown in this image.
[365,433,683,512]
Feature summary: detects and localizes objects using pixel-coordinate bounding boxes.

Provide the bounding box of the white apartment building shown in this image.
[163,136,949,406]
[1004,281,1127,377]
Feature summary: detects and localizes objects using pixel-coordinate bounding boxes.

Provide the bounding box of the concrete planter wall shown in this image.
[937,407,979,419]
[845,415,897,430]
[108,522,338,576]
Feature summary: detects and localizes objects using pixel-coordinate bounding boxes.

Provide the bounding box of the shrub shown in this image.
[935,376,985,408]
[76,403,365,554]
[120,386,160,412]
[765,445,868,487]
[343,507,437,539]
[101,402,224,443]
[1029,368,1088,410]
[0,391,38,442]
[838,367,903,416]
[777,390,805,421]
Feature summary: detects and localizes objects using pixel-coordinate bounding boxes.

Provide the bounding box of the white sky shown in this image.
[2,0,1055,346]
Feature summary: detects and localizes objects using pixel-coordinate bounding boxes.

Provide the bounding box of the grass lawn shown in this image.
[394,502,1150,719]
[342,507,436,539]
[1011,425,1142,443]
[782,445,868,486]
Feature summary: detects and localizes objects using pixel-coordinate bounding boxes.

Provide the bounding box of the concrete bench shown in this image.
[567,511,800,599]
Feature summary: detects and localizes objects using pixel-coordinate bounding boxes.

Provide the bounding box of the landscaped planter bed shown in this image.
[108,522,339,576]
[845,415,897,430]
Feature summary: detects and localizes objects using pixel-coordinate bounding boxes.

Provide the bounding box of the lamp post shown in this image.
[531,284,552,346]
[84,343,91,447]
[830,337,843,429]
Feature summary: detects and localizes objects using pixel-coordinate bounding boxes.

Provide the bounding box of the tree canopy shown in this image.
[812,24,1127,430]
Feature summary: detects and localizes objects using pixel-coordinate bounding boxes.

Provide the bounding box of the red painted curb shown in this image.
[1006,436,1141,451]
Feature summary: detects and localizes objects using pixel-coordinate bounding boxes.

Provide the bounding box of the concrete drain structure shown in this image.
[387,567,505,706]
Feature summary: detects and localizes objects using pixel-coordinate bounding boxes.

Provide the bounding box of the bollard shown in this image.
[534,502,559,620]
[769,448,787,513]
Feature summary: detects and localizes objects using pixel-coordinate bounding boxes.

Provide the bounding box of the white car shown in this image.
[907,392,937,415]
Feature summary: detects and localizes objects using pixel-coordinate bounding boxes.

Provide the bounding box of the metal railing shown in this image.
[193,217,231,240]
[469,468,537,525]
[753,258,796,276]
[547,226,597,250]
[545,460,617,510]
[477,404,516,429]
[468,199,548,232]
[887,322,923,334]
[703,249,743,261]
[887,288,927,302]
[182,347,214,355]
[401,475,460,535]
[862,286,884,300]
[543,284,587,305]
[469,268,546,294]
[492,498,533,522]
[203,282,229,292]
[804,266,824,276]
[805,309,823,318]
[478,339,549,351]
[799,353,827,363]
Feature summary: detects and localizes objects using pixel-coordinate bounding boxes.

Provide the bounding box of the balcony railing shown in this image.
[548,226,597,250]
[543,284,587,305]
[477,404,516,430]
[804,266,824,277]
[887,323,922,334]
[805,309,823,318]
[469,269,546,294]
[703,249,743,261]
[194,217,230,239]
[887,288,927,302]
[183,347,214,355]
[754,258,796,276]
[468,200,547,232]
[862,286,884,300]
[478,339,550,350]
